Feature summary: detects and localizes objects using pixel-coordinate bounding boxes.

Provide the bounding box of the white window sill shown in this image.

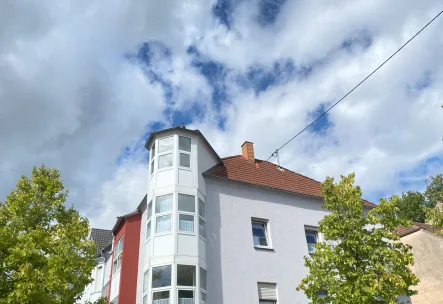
[178,231,196,235]
[254,246,274,251]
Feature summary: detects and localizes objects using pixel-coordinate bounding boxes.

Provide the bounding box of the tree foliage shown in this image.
[424,174,443,209]
[0,165,97,304]
[393,191,426,223]
[297,173,419,304]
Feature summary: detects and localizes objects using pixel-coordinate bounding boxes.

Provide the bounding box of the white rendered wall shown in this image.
[205,178,332,304]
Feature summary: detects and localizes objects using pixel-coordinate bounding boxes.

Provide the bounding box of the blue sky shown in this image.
[0,0,442,227]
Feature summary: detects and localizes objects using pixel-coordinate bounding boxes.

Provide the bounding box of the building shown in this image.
[395,222,443,304]
[90,126,377,304]
[78,228,113,303]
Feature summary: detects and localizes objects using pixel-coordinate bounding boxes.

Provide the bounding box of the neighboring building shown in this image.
[395,223,443,304]
[78,228,113,304]
[91,126,377,304]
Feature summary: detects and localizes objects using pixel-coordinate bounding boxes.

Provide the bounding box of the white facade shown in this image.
[78,257,110,303]
[205,178,330,303]
[137,129,218,304]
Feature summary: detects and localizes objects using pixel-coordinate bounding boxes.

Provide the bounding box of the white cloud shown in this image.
[1,0,442,229]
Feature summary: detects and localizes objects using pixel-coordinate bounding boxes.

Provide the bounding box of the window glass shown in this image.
[178,290,194,302]
[155,215,172,233]
[305,230,318,253]
[151,144,156,157]
[143,270,149,293]
[200,268,207,291]
[150,160,154,175]
[142,295,147,304]
[201,293,207,304]
[199,218,206,238]
[179,214,194,232]
[178,194,195,212]
[158,153,173,169]
[158,137,174,153]
[155,194,173,214]
[179,153,191,168]
[147,201,152,218]
[146,221,151,239]
[198,199,205,219]
[252,222,268,247]
[177,265,196,286]
[153,290,170,300]
[179,136,191,152]
[152,265,172,288]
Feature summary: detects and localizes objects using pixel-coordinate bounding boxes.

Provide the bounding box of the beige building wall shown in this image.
[401,230,443,304]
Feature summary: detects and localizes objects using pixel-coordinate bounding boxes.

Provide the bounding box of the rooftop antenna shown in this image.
[273,150,284,171]
[181,122,186,129]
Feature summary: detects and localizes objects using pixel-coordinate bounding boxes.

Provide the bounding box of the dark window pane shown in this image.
[178,290,194,299]
[180,153,190,168]
[152,265,171,288]
[153,291,170,300]
[199,199,205,218]
[252,222,268,246]
[151,144,156,157]
[179,136,191,152]
[177,265,196,286]
[147,201,152,218]
[200,268,207,290]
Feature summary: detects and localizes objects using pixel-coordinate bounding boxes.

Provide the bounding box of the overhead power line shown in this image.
[267,10,443,161]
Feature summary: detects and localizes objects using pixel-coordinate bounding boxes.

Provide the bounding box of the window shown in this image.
[158,153,173,169]
[152,265,171,288]
[179,153,190,168]
[95,266,103,291]
[155,194,173,234]
[178,194,195,212]
[201,292,207,304]
[179,136,191,168]
[146,201,152,240]
[179,136,191,152]
[251,220,270,248]
[305,229,318,254]
[200,267,207,291]
[258,282,277,304]
[112,236,124,274]
[150,143,156,175]
[158,137,174,153]
[179,214,194,232]
[178,194,195,233]
[177,265,196,287]
[178,290,194,304]
[110,297,118,304]
[153,291,170,304]
[143,269,149,304]
[199,198,206,239]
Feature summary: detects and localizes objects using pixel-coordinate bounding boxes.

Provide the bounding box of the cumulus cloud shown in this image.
[1,0,442,228]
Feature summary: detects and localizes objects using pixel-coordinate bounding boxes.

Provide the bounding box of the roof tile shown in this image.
[205,155,376,208]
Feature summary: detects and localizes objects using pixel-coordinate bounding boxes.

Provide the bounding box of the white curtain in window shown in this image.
[179,215,194,232]
[156,194,173,213]
[258,282,277,300]
[178,299,194,304]
[156,215,172,233]
[153,300,169,304]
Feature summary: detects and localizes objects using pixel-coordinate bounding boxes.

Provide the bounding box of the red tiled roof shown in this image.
[204,155,377,208]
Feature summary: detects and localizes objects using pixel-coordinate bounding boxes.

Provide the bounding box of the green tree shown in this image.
[297,173,419,304]
[393,191,426,223]
[426,205,443,236]
[0,165,98,304]
[424,174,443,208]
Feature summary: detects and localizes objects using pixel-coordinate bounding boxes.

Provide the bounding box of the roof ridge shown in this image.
[221,155,242,160]
[257,158,323,185]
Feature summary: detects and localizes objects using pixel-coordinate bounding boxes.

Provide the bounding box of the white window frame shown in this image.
[150,141,156,176]
[142,269,149,304]
[177,193,196,235]
[178,135,192,169]
[251,218,272,249]
[305,226,319,255]
[146,200,152,241]
[151,264,172,304]
[198,198,206,240]
[257,282,278,304]
[157,136,174,171]
[200,267,207,303]
[154,194,173,235]
[112,235,124,276]
[177,264,197,303]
